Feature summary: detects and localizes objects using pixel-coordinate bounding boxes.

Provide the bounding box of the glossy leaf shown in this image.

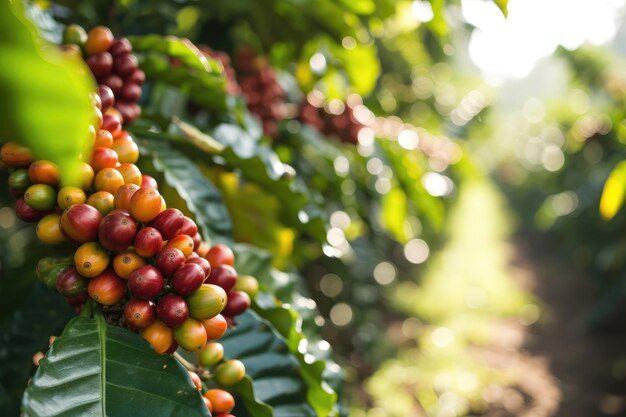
[233,244,342,417]
[599,160,626,220]
[221,311,317,417]
[330,42,380,96]
[376,137,446,237]
[22,312,210,417]
[381,187,409,244]
[139,138,233,242]
[130,34,228,112]
[211,123,327,242]
[0,1,93,185]
[129,35,222,75]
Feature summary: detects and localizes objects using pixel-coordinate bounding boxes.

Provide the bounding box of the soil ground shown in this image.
[496,235,626,417]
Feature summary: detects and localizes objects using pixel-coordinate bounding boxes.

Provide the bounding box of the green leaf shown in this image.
[130,34,228,112]
[211,123,327,242]
[331,43,380,96]
[22,312,210,417]
[337,0,375,15]
[0,1,93,185]
[381,187,409,243]
[233,245,342,417]
[426,0,450,38]
[376,137,446,236]
[220,311,317,417]
[493,0,509,17]
[139,138,233,242]
[599,160,626,220]
[129,35,222,76]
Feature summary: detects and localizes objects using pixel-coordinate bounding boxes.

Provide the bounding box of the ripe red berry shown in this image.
[120,82,142,102]
[115,53,138,78]
[90,147,119,173]
[129,69,145,85]
[171,263,205,296]
[115,102,141,124]
[98,211,137,252]
[191,233,202,249]
[134,227,164,258]
[97,85,115,111]
[56,267,88,297]
[124,298,156,329]
[206,265,237,292]
[60,203,103,243]
[65,292,88,307]
[15,197,50,223]
[157,294,189,328]
[179,217,198,237]
[149,208,184,240]
[129,265,164,300]
[206,244,235,268]
[223,291,251,317]
[109,38,132,57]
[102,74,123,95]
[102,114,122,136]
[186,257,211,277]
[86,52,113,78]
[155,247,185,277]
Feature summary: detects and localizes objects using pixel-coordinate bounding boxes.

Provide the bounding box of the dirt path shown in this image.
[355,181,626,417]
[509,235,626,417]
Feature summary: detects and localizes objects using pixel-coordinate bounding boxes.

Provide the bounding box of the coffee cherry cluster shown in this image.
[3,24,264,415]
[298,100,363,145]
[235,48,287,139]
[63,24,144,124]
[2,141,255,356]
[1,25,257,349]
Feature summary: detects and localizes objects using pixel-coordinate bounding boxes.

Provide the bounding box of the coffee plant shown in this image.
[0,0,510,416]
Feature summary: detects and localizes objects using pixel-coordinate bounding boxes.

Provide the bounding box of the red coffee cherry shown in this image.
[128,265,164,300]
[134,227,164,258]
[171,263,205,296]
[124,298,157,329]
[205,244,235,268]
[155,247,185,277]
[60,203,103,243]
[157,294,189,328]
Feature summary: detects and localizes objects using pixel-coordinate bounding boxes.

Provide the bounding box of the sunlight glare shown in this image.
[462,0,626,83]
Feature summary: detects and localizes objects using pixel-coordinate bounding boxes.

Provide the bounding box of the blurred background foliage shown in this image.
[7,0,626,415]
